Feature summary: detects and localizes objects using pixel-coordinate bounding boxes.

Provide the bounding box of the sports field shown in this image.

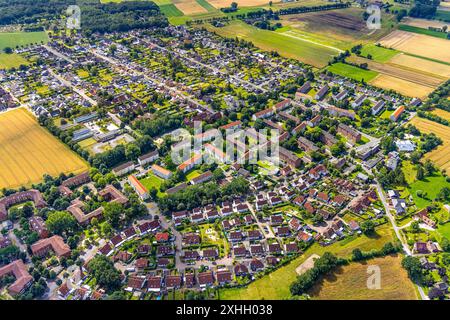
[0,108,89,190]
[308,255,417,300]
[204,20,339,67]
[0,31,48,51]
[409,117,450,174]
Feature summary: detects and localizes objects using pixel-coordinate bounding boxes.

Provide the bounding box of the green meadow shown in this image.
[327,62,379,82]
[204,20,339,68]
[0,31,48,51]
[398,24,449,40]
[360,44,399,63]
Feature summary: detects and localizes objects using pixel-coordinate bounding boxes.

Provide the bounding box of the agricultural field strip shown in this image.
[349,55,445,88]
[278,31,344,53]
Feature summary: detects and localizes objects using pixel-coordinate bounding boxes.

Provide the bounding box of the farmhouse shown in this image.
[128,175,149,200]
[31,235,71,258]
[390,106,405,122]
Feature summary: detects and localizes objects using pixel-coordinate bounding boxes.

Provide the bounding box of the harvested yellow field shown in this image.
[432,108,450,121]
[410,117,450,174]
[370,74,434,99]
[380,30,450,64]
[309,255,418,300]
[207,0,270,8]
[402,17,449,29]
[0,108,89,190]
[173,0,207,14]
[389,53,450,78]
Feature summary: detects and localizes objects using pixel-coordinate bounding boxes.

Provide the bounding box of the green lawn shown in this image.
[360,44,399,62]
[438,222,450,239]
[186,169,202,181]
[159,4,184,17]
[0,53,29,69]
[0,31,48,51]
[398,24,449,39]
[401,161,450,209]
[327,62,379,82]
[219,224,395,300]
[140,173,165,197]
[204,20,339,68]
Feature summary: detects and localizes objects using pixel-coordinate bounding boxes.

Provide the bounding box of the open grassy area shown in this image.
[327,62,379,82]
[139,173,165,196]
[219,224,395,299]
[400,161,450,209]
[360,44,399,63]
[438,222,450,239]
[0,108,89,190]
[398,24,449,39]
[308,255,417,300]
[0,31,48,51]
[203,20,339,67]
[0,53,29,70]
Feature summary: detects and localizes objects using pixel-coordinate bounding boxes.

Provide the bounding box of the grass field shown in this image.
[360,44,399,63]
[327,63,378,82]
[219,224,395,300]
[196,0,217,11]
[438,222,450,239]
[401,161,450,209]
[398,24,449,39]
[308,255,417,300]
[139,173,165,197]
[204,20,339,67]
[0,108,89,190]
[0,53,29,70]
[409,117,450,174]
[0,32,48,51]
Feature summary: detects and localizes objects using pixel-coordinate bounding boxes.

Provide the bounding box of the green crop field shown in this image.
[159,4,184,17]
[398,24,449,39]
[196,0,217,12]
[327,62,379,82]
[0,31,48,51]
[360,44,399,62]
[219,224,395,300]
[204,20,339,67]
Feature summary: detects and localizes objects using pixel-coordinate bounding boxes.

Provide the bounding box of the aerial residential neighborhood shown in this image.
[0,0,449,305]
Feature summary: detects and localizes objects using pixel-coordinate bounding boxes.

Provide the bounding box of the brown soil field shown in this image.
[370,74,434,98]
[173,0,208,14]
[389,53,450,78]
[349,55,445,88]
[409,117,450,174]
[308,255,418,300]
[380,30,450,64]
[207,0,270,8]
